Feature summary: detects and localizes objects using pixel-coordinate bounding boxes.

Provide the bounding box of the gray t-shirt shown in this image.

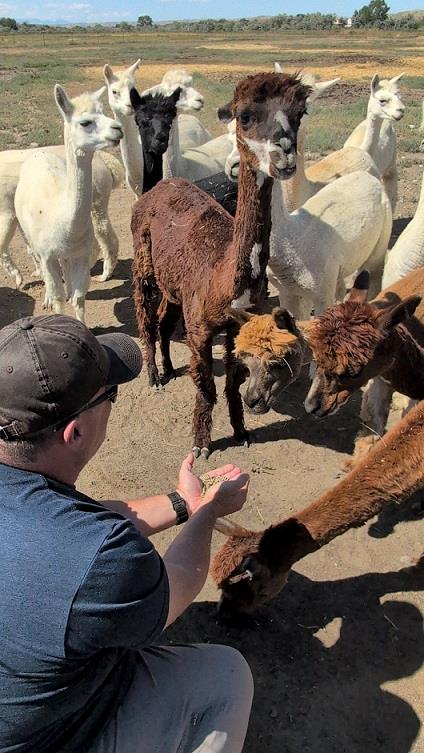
[0,463,169,753]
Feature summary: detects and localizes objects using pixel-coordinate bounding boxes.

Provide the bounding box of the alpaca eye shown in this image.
[240,111,254,127]
[80,120,92,127]
[379,99,388,105]
[112,90,118,95]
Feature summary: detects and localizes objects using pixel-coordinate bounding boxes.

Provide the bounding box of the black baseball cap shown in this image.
[0,315,143,441]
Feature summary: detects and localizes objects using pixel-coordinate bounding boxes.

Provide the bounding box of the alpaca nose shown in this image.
[280,136,294,155]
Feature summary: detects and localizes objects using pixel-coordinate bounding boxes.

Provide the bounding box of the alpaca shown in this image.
[305,267,424,459]
[103,61,209,196]
[14,86,123,322]
[0,139,123,289]
[306,74,405,213]
[268,168,392,319]
[225,69,342,211]
[132,72,311,458]
[344,74,405,212]
[228,307,311,414]
[211,394,424,615]
[382,166,424,288]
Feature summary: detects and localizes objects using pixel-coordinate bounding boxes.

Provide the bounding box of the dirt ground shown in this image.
[3,154,424,752]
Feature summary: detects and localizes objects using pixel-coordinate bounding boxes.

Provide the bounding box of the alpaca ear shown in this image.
[312,77,340,99]
[272,307,298,334]
[274,62,283,73]
[92,86,106,102]
[226,307,254,325]
[214,517,252,537]
[259,518,319,570]
[103,64,118,84]
[170,86,183,105]
[390,72,405,85]
[344,270,370,303]
[130,87,142,110]
[217,102,233,124]
[54,84,74,119]
[371,74,380,93]
[128,59,142,76]
[377,295,421,330]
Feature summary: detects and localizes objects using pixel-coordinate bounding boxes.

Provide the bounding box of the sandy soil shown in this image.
[3,155,424,753]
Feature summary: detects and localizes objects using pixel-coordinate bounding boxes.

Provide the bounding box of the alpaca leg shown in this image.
[91,202,119,282]
[354,377,393,461]
[224,327,250,446]
[0,214,22,288]
[186,331,216,459]
[133,223,161,389]
[40,256,65,314]
[158,300,181,383]
[383,166,398,215]
[66,256,91,323]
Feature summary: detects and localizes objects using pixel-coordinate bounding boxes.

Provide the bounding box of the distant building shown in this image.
[345,16,352,26]
[333,16,344,25]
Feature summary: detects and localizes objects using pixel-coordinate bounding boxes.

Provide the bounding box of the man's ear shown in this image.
[63,419,82,446]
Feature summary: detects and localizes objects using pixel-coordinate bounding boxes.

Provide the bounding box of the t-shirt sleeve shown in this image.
[65,519,169,656]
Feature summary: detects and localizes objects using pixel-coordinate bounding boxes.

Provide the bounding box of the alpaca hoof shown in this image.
[152,382,164,392]
[234,431,252,448]
[200,447,210,460]
[192,446,201,458]
[15,273,23,289]
[161,369,176,385]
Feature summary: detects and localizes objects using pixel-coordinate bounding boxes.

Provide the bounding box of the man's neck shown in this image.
[0,450,80,487]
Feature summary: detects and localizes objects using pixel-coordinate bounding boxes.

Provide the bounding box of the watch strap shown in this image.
[168,491,189,525]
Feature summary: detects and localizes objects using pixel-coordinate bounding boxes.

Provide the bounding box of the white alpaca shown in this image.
[382,166,424,287]
[103,61,210,195]
[305,74,405,213]
[0,144,123,289]
[268,170,392,319]
[343,73,405,211]
[14,86,123,322]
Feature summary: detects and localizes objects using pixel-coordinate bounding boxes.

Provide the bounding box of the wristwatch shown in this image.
[168,491,189,525]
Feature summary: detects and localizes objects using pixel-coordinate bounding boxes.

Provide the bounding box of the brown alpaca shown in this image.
[212,396,424,615]
[132,72,310,458]
[304,267,424,459]
[228,307,311,414]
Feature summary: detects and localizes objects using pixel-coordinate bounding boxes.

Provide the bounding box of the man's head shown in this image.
[0,315,142,479]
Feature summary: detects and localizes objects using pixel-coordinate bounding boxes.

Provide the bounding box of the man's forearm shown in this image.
[101,495,178,536]
[163,504,218,627]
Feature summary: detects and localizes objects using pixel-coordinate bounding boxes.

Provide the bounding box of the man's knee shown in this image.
[205,644,254,706]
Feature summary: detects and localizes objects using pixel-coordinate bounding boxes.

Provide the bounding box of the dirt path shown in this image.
[3,157,424,753]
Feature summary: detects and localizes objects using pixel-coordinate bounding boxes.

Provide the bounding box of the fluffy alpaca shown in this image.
[382,166,424,288]
[0,140,123,288]
[303,74,405,213]
[211,394,424,615]
[228,307,311,413]
[103,61,209,196]
[132,72,311,458]
[305,268,424,459]
[14,86,123,322]
[343,74,405,212]
[268,167,392,319]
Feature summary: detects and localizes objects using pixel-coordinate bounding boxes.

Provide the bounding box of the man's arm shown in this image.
[101,455,243,536]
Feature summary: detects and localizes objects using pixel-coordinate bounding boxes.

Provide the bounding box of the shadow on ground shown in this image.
[167,563,424,753]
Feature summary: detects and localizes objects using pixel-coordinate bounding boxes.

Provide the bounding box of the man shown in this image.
[0,314,252,753]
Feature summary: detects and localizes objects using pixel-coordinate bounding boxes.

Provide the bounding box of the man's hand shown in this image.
[176,453,249,517]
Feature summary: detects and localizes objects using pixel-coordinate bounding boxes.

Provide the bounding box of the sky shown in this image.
[7,0,422,24]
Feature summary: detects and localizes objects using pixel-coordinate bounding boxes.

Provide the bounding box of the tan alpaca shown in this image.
[14,86,123,322]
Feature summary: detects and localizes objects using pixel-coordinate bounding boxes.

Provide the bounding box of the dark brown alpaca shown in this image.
[304,267,424,460]
[132,72,310,457]
[212,395,424,615]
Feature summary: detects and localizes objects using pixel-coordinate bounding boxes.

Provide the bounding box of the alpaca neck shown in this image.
[63,125,94,228]
[229,160,273,306]
[281,123,312,212]
[142,148,163,192]
[118,113,144,195]
[166,116,183,176]
[382,169,424,285]
[296,398,424,547]
[360,110,383,157]
[383,325,424,399]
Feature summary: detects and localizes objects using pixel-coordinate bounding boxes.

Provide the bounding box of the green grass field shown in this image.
[0,29,423,152]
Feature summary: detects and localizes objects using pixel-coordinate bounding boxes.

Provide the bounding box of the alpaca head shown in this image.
[54,85,123,151]
[304,271,421,417]
[218,72,311,181]
[144,69,205,112]
[130,87,182,159]
[212,517,319,615]
[103,59,141,117]
[224,70,338,182]
[368,73,405,122]
[229,307,307,414]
